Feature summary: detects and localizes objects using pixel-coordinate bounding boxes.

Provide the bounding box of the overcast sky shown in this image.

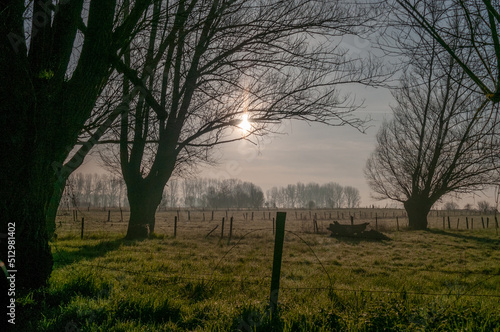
[198,84,395,207]
[76,32,497,209]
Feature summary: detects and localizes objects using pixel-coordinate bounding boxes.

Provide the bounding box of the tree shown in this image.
[365,41,499,229]
[344,186,361,208]
[325,182,344,208]
[0,0,157,289]
[477,200,492,213]
[96,0,385,238]
[392,0,500,104]
[443,202,459,211]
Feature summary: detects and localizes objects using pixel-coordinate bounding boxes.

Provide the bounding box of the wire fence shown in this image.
[51,207,500,304]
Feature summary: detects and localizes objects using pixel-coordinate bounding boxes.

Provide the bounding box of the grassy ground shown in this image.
[17,209,500,331]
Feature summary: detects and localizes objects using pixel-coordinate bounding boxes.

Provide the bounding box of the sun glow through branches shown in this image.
[239,113,252,133]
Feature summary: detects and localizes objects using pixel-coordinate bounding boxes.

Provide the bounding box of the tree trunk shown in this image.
[404,198,432,230]
[125,181,163,239]
[1,163,56,290]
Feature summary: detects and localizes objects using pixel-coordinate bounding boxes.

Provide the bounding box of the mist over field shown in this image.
[2,0,500,330]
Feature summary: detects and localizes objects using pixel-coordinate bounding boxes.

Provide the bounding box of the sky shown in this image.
[198,85,395,207]
[78,82,497,209]
[76,32,498,209]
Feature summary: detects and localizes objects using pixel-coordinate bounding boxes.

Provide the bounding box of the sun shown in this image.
[239,113,252,133]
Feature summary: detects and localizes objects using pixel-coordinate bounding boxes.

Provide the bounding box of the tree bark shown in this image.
[2,162,56,290]
[404,198,432,230]
[125,180,164,239]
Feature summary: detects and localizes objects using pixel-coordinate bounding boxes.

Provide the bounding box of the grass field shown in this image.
[17,208,500,331]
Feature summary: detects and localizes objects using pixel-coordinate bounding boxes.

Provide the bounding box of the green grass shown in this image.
[17,211,500,331]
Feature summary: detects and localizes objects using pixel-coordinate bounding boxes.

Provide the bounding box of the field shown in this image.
[17,208,500,331]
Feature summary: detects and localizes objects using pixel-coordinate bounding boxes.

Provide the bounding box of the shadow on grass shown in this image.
[427,229,500,246]
[51,237,140,269]
[330,231,392,245]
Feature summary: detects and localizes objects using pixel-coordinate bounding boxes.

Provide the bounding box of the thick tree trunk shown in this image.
[125,181,163,239]
[404,198,432,230]
[1,163,55,290]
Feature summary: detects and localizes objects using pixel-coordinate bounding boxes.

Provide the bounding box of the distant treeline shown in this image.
[266,182,360,209]
[62,173,361,210]
[62,174,265,209]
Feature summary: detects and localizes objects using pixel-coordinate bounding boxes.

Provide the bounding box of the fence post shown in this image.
[107,210,111,222]
[120,208,123,222]
[481,217,485,229]
[471,218,474,230]
[81,217,84,239]
[350,215,354,226]
[375,214,378,231]
[174,216,177,238]
[269,212,286,315]
[227,217,234,245]
[273,217,275,235]
[203,213,205,221]
[188,210,191,221]
[251,212,254,221]
[457,218,460,229]
[447,216,451,229]
[396,216,399,231]
[487,217,489,228]
[466,217,469,230]
[495,216,498,235]
[211,210,214,221]
[443,216,445,230]
[220,217,225,240]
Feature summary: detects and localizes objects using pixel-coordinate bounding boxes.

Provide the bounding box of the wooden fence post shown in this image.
[487,217,489,228]
[81,217,84,239]
[447,216,451,229]
[457,218,460,229]
[375,214,378,231]
[466,217,469,230]
[211,210,214,221]
[174,216,177,238]
[396,216,399,231]
[481,217,485,229]
[495,216,498,235]
[269,212,286,314]
[350,215,354,226]
[188,210,191,221]
[471,218,474,230]
[120,208,123,222]
[220,217,225,240]
[227,217,234,245]
[107,210,111,222]
[443,216,445,230]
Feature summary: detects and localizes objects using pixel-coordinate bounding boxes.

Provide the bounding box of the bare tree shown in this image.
[477,200,493,213]
[365,40,499,229]
[325,182,344,208]
[0,0,159,289]
[97,0,386,238]
[343,186,361,208]
[392,0,500,104]
[443,202,459,211]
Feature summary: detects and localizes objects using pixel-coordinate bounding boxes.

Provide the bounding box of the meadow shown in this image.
[17,208,500,331]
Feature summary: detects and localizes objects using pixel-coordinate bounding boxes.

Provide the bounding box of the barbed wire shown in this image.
[51,204,500,302]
